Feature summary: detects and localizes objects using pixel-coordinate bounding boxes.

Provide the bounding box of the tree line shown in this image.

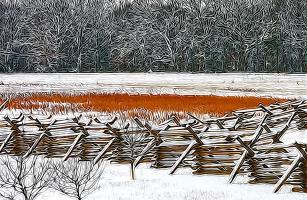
[0,0,306,73]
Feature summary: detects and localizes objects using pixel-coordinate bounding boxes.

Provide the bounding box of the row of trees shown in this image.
[0,0,306,73]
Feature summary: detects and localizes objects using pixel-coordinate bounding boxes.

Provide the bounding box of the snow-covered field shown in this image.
[41,163,307,200]
[0,73,306,98]
[1,73,307,200]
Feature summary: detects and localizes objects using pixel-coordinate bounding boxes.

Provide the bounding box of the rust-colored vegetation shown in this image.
[4,93,287,116]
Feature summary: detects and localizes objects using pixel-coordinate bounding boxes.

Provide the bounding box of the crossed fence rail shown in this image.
[0,99,307,193]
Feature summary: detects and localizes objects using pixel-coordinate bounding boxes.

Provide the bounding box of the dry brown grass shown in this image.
[3,93,287,116]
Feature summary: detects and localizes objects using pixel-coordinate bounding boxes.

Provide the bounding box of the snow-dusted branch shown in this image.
[51,158,104,200]
[0,155,53,200]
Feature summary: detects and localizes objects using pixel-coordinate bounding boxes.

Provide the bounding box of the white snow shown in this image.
[40,163,307,200]
[0,73,306,98]
[1,73,307,199]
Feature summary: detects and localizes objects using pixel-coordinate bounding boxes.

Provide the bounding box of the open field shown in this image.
[0,73,306,98]
[0,73,306,200]
[1,73,292,117]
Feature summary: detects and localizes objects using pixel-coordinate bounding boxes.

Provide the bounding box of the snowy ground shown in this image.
[41,163,307,200]
[1,73,307,200]
[0,73,306,98]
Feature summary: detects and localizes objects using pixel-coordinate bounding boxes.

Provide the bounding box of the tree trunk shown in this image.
[130,162,135,180]
[77,53,82,73]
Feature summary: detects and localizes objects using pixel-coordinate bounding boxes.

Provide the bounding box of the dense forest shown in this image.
[0,0,306,73]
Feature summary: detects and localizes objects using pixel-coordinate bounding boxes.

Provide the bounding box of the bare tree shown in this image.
[51,158,104,200]
[0,155,53,200]
[121,128,148,180]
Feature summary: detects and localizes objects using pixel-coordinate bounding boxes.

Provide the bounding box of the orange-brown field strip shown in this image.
[4,93,287,116]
